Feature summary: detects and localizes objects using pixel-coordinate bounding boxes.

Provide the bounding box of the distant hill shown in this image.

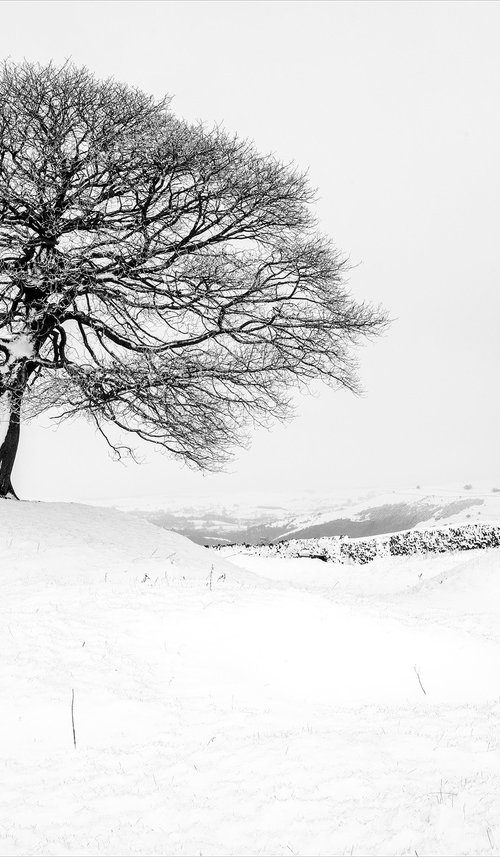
[91,486,500,545]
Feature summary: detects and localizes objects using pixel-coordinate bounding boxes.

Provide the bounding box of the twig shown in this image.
[414,666,427,695]
[71,688,77,749]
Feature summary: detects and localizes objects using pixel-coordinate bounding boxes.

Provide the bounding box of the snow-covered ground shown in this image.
[1,500,500,855]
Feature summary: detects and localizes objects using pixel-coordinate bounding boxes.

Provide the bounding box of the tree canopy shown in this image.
[0,60,387,497]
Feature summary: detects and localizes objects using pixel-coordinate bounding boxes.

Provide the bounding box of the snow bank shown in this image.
[0,499,249,585]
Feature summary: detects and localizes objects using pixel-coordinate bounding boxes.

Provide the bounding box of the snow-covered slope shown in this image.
[0,499,246,584]
[277,486,500,541]
[1,501,500,855]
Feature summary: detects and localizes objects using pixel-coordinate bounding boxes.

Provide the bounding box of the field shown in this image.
[1,500,499,856]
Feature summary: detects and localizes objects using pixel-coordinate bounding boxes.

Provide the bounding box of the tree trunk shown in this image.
[0,391,22,499]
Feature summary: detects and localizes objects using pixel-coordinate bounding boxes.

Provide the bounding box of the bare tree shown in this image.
[0,61,387,498]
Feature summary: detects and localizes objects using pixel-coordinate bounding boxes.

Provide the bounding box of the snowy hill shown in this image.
[276,487,498,540]
[1,500,500,855]
[0,499,245,585]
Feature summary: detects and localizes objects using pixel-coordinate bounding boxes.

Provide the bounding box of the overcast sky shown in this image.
[2,0,499,501]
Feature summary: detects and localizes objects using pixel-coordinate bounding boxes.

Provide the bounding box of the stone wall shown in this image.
[210,523,500,565]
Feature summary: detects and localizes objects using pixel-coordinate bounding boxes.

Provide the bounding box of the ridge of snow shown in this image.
[0,499,251,586]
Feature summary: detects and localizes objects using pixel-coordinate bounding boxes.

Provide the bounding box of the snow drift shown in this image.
[0,499,247,585]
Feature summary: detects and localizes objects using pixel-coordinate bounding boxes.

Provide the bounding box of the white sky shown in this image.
[2,0,499,501]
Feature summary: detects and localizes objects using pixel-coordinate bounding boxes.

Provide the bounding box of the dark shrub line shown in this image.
[211,523,500,565]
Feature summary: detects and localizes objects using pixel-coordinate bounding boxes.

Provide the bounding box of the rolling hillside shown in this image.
[95,485,500,545]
